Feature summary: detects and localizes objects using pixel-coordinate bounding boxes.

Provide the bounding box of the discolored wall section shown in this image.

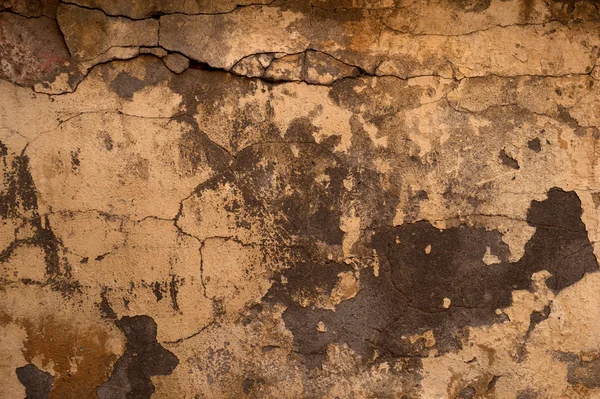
[1,1,600,398]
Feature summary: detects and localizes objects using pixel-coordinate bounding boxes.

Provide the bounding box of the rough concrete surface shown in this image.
[1,0,600,398]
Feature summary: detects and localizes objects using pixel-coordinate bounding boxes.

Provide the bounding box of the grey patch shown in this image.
[404,187,430,223]
[263,188,597,367]
[109,72,146,99]
[516,388,539,399]
[175,115,234,176]
[232,142,346,247]
[557,105,587,136]
[527,138,541,152]
[498,149,520,169]
[261,345,280,353]
[96,316,179,399]
[457,386,476,399]
[567,356,600,388]
[16,364,54,399]
[242,378,260,395]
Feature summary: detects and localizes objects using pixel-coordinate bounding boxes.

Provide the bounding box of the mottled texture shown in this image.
[1,1,600,398]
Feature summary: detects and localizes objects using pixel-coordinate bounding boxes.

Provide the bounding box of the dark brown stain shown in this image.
[242,377,264,395]
[516,304,552,362]
[109,72,147,100]
[70,148,80,172]
[261,345,280,353]
[519,0,536,22]
[528,306,551,333]
[1,0,60,18]
[0,140,8,157]
[99,287,117,319]
[557,105,587,136]
[263,188,597,367]
[516,388,539,399]
[16,363,54,399]
[153,281,164,302]
[174,115,234,177]
[232,141,347,248]
[0,12,70,87]
[99,132,114,151]
[527,138,541,152]
[566,355,600,388]
[17,316,118,399]
[96,315,179,399]
[498,149,520,169]
[517,188,597,291]
[169,275,180,311]
[457,386,476,399]
[0,151,79,294]
[454,0,492,12]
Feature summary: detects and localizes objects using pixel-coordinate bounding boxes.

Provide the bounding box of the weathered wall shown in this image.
[1,0,600,398]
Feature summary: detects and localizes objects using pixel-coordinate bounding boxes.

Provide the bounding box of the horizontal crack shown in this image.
[60,0,278,20]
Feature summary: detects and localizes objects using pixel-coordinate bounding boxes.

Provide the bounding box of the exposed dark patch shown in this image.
[98,132,114,151]
[454,0,492,12]
[516,388,539,399]
[242,378,255,395]
[517,189,597,291]
[0,154,38,220]
[109,71,147,99]
[70,148,80,172]
[404,187,431,223]
[527,138,541,152]
[99,287,117,319]
[283,117,319,143]
[96,316,179,399]
[414,190,428,201]
[487,375,500,391]
[516,304,552,361]
[206,346,233,385]
[152,282,164,302]
[557,105,587,136]
[498,149,520,169]
[261,345,280,353]
[16,363,54,399]
[0,140,8,157]
[0,153,78,294]
[442,178,488,211]
[528,305,551,332]
[0,12,70,87]
[566,355,600,388]
[457,386,476,399]
[169,275,180,311]
[175,115,234,176]
[263,188,597,367]
[233,142,347,248]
